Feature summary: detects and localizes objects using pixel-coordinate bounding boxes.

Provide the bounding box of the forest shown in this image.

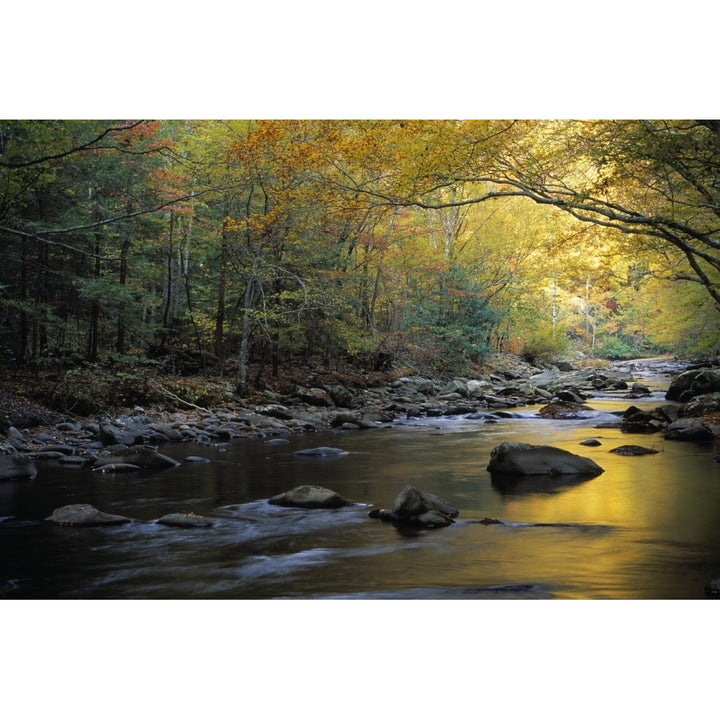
[1,119,719,396]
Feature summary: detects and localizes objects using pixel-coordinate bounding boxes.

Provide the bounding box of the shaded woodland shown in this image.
[2,120,719,393]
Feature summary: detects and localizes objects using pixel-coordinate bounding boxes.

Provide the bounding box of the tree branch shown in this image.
[0,121,146,168]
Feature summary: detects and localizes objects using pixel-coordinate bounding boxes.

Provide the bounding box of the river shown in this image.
[1,371,719,599]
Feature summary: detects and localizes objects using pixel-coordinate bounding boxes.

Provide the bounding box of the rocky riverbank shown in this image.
[2,354,719,481]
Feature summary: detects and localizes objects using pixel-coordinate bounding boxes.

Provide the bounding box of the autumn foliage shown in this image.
[1,119,718,388]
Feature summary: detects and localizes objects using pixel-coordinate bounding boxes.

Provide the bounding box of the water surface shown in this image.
[1,383,719,599]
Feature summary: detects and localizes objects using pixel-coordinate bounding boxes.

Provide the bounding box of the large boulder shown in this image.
[368,485,459,528]
[0,441,38,481]
[680,392,720,417]
[487,441,604,477]
[665,368,720,402]
[663,418,716,441]
[45,503,132,526]
[268,484,353,508]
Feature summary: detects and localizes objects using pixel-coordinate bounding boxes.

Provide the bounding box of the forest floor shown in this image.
[0,360,402,432]
[0,353,683,435]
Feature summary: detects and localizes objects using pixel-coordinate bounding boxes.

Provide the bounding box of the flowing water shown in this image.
[2,373,720,599]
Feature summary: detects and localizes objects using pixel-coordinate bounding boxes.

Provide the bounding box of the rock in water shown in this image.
[293,446,348,457]
[45,504,132,526]
[0,441,38,481]
[705,578,720,597]
[609,445,660,456]
[663,418,715,441]
[487,441,604,477]
[92,445,180,470]
[156,512,214,527]
[368,485,459,528]
[268,485,353,508]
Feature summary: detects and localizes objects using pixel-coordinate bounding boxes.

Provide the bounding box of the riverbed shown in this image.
[3,369,720,600]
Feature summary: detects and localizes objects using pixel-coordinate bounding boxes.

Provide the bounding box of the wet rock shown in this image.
[663,418,715,441]
[528,370,563,388]
[35,451,66,461]
[36,443,75,455]
[149,424,185,443]
[620,406,669,434]
[580,438,602,446]
[680,392,720,418]
[268,484,353,508]
[183,455,211,463]
[92,445,180,470]
[487,441,604,477]
[537,401,589,419]
[556,389,587,404]
[369,485,458,528]
[655,404,681,423]
[666,368,720,402]
[328,385,354,408]
[4,426,27,449]
[294,386,334,407]
[293,446,348,457]
[631,382,651,395]
[256,404,294,420]
[330,412,378,430]
[609,445,660,456]
[98,421,144,447]
[466,379,492,398]
[0,441,38,481]
[441,379,469,397]
[57,455,86,466]
[45,503,132,526]
[156,512,214,528]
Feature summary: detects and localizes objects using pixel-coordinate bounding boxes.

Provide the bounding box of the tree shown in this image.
[0,120,191,365]
[437,120,720,309]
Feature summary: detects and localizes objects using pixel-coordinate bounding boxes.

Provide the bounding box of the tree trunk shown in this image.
[87,234,101,362]
[214,218,229,372]
[116,236,129,354]
[236,274,259,393]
